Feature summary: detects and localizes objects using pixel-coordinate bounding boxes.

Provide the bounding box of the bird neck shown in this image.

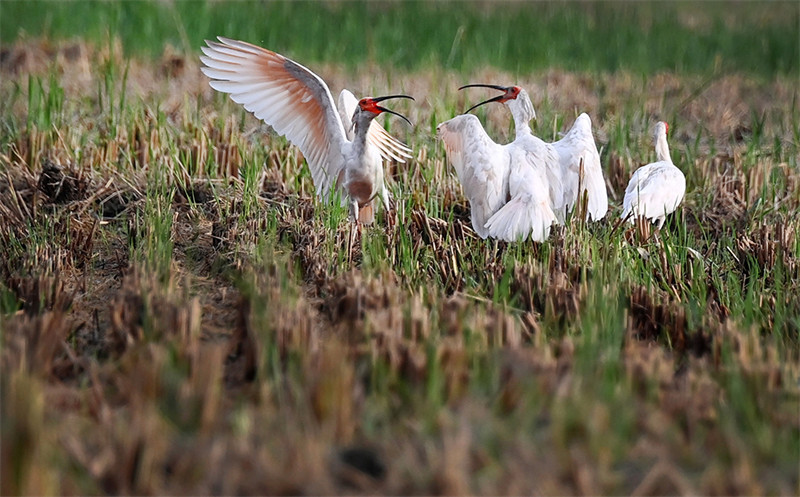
[655,133,671,163]
[513,119,532,139]
[351,111,375,150]
[507,97,535,139]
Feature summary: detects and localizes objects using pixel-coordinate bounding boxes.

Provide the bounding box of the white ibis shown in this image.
[200,37,413,224]
[621,122,685,228]
[460,84,566,222]
[460,84,608,222]
[437,114,557,242]
[551,113,608,221]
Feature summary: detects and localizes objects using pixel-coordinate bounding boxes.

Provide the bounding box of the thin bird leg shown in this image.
[348,221,356,265]
[349,197,360,223]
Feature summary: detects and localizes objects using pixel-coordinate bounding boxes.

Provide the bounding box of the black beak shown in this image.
[459,84,509,92]
[459,84,511,114]
[374,94,415,126]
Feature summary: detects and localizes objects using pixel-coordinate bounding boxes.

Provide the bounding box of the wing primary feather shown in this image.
[200,37,347,197]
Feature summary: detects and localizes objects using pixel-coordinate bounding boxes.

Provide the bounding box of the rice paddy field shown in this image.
[1,1,799,494]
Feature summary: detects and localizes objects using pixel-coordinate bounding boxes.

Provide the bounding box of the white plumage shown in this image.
[485,145,557,243]
[437,114,556,242]
[460,84,608,222]
[437,114,509,239]
[621,122,686,228]
[200,37,412,224]
[551,113,608,221]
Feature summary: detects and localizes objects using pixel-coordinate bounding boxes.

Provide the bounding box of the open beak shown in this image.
[372,94,415,126]
[459,84,512,114]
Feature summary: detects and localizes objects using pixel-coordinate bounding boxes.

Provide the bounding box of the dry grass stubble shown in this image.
[1,39,799,495]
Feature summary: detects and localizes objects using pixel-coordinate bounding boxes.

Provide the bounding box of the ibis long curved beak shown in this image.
[372,94,415,126]
[459,84,509,92]
[459,84,513,114]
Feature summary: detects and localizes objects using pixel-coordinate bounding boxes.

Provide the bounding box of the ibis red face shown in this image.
[358,95,414,126]
[459,84,521,114]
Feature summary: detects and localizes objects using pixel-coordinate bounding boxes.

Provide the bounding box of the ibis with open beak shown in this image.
[461,84,608,222]
[200,37,413,224]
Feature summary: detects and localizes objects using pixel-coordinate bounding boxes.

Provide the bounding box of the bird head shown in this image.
[354,95,414,127]
[459,84,535,124]
[653,122,672,163]
[459,84,523,113]
[654,121,669,141]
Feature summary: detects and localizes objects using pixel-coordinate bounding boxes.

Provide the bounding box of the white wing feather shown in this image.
[622,161,686,224]
[514,134,565,223]
[337,89,358,139]
[200,37,346,198]
[438,114,510,238]
[552,113,608,221]
[485,147,557,242]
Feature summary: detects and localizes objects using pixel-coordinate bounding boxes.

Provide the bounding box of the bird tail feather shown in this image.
[485,196,555,242]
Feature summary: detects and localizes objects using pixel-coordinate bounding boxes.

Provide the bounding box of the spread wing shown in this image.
[337,89,412,162]
[552,113,608,221]
[200,37,347,198]
[437,114,509,238]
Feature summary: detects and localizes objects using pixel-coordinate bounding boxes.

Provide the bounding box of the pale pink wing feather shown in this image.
[437,114,509,238]
[200,37,347,197]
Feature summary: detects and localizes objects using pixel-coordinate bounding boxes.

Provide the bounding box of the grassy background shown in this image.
[1,1,799,495]
[2,0,798,75]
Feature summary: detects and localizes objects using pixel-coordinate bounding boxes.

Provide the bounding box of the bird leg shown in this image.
[349,197,360,223]
[347,219,364,265]
[348,222,354,265]
[347,196,365,265]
